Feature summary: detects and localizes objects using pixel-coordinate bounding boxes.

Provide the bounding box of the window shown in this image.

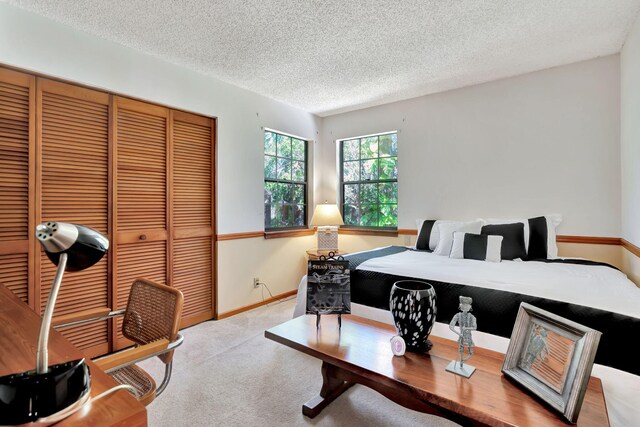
[340,132,398,228]
[264,130,307,230]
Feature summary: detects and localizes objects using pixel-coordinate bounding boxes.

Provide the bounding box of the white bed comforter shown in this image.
[357,249,640,318]
[292,248,640,426]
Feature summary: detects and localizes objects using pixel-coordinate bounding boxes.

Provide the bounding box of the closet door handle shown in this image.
[139,234,147,241]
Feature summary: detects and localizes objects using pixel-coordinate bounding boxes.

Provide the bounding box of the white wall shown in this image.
[621,13,640,247]
[320,56,622,237]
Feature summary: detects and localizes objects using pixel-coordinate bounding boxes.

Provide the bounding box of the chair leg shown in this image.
[156,361,173,397]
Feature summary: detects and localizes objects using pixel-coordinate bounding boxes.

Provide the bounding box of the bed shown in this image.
[293,246,640,427]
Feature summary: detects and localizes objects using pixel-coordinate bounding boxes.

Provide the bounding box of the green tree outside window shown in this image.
[341,133,398,228]
[264,131,307,229]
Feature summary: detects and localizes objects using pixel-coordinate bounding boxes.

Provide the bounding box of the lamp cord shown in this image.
[258,281,291,305]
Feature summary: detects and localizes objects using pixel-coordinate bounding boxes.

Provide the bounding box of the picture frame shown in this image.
[501,303,602,424]
[306,259,351,315]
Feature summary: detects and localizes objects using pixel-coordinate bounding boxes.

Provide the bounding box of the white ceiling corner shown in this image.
[4,0,640,116]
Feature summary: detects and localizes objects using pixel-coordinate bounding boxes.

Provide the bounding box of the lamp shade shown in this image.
[310,204,344,226]
[36,222,109,272]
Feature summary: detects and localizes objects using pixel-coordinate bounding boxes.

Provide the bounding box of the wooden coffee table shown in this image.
[265,314,609,426]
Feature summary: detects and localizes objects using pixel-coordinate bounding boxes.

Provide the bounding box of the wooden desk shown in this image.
[265,314,609,427]
[0,284,146,426]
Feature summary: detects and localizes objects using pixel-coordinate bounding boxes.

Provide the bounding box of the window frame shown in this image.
[339,131,398,230]
[263,129,309,231]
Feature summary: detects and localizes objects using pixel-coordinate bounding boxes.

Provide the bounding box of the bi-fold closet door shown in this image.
[0,68,35,309]
[37,79,112,355]
[0,67,216,357]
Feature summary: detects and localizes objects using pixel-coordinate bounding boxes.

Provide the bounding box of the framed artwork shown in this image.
[502,303,602,424]
[306,260,350,315]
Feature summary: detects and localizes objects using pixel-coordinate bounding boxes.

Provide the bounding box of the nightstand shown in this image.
[306,249,348,261]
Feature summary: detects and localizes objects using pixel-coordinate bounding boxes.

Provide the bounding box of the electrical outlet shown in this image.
[253,277,260,288]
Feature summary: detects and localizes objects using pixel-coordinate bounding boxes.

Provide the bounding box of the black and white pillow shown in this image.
[415,219,465,251]
[450,232,502,262]
[481,223,526,260]
[415,219,437,251]
[484,214,562,259]
[433,220,484,256]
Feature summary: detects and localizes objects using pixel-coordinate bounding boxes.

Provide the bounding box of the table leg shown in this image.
[303,361,354,418]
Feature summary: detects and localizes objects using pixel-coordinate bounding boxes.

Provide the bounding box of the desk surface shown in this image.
[266,314,609,427]
[0,284,147,426]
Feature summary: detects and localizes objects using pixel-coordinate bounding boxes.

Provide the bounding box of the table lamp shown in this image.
[310,203,344,251]
[0,222,109,425]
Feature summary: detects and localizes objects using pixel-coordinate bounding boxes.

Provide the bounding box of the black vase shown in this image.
[389,280,437,352]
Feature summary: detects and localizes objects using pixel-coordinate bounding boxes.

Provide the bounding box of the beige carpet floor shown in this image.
[140,298,459,427]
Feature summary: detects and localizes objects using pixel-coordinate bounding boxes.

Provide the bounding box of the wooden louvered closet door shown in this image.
[0,68,34,307]
[114,97,169,350]
[0,66,217,356]
[172,111,215,327]
[37,79,111,357]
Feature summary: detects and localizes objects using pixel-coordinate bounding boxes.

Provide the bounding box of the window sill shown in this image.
[338,228,398,237]
[264,228,316,239]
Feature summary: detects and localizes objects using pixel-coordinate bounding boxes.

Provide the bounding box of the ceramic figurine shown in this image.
[446,296,477,377]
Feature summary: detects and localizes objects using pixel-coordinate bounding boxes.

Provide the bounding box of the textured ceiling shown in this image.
[4,1,640,116]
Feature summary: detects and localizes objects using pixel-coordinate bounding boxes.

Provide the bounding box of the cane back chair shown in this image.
[55,278,184,406]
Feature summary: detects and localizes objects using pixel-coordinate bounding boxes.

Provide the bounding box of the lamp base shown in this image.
[317,226,339,251]
[0,358,91,425]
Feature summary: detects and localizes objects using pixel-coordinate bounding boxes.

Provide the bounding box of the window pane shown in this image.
[293,204,305,226]
[361,136,378,159]
[360,204,378,227]
[264,182,276,203]
[276,204,293,227]
[277,135,292,157]
[292,184,305,204]
[379,157,397,180]
[379,134,397,157]
[361,183,378,204]
[292,160,305,182]
[343,204,360,226]
[277,157,292,180]
[343,139,359,161]
[344,184,359,204]
[343,161,359,182]
[265,203,275,229]
[292,139,305,160]
[265,132,276,155]
[264,155,276,179]
[379,204,398,227]
[267,182,291,203]
[282,183,293,203]
[379,182,397,203]
[361,159,379,181]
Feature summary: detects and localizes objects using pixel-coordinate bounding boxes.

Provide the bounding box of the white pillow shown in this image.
[415,219,461,251]
[433,220,484,256]
[450,232,503,263]
[544,214,562,258]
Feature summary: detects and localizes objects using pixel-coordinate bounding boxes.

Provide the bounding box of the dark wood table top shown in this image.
[0,284,147,426]
[266,314,609,427]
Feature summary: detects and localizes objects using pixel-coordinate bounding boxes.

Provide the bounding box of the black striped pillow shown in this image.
[416,219,437,251]
[481,223,526,260]
[450,232,503,262]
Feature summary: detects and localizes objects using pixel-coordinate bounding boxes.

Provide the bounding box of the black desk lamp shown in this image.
[0,222,109,425]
